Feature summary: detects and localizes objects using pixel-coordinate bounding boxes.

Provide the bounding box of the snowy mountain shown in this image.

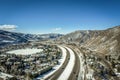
[57,26,120,55]
[0,30,63,47]
[0,30,27,46]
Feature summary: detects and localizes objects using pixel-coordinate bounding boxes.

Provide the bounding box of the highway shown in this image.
[68,47,80,80]
[45,46,70,80]
[44,44,119,80]
[39,45,81,80]
[44,45,81,80]
[57,47,75,80]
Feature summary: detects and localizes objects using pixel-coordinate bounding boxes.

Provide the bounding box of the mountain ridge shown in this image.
[0,30,63,47]
[57,26,120,55]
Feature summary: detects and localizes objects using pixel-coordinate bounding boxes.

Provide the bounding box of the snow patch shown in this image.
[6,48,43,55]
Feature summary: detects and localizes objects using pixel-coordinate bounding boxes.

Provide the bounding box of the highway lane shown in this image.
[57,47,75,80]
[46,48,70,80]
[42,45,80,80]
[68,48,80,80]
[67,45,86,80]
[45,46,70,80]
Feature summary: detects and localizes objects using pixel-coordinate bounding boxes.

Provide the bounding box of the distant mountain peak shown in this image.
[0,30,63,47]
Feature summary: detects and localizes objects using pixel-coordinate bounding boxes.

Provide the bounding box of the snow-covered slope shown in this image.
[58,26,120,55]
[0,30,63,47]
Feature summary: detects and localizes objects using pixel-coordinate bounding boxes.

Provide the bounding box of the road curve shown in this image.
[37,46,77,80]
[68,48,80,80]
[57,47,75,80]
[45,46,70,80]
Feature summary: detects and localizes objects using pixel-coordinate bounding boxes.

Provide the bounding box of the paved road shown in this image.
[68,47,80,80]
[57,47,75,80]
[45,46,70,80]
[44,45,81,80]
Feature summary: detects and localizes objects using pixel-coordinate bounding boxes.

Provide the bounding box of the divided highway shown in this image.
[68,48,80,80]
[45,46,70,80]
[44,45,80,80]
[57,47,75,80]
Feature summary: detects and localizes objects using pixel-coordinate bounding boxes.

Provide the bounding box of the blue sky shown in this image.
[0,0,120,34]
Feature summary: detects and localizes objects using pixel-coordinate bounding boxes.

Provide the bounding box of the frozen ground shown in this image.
[36,46,67,80]
[78,52,85,80]
[77,50,95,80]
[57,46,75,80]
[6,48,43,55]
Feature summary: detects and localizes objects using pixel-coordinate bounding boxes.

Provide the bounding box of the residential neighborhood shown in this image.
[0,43,62,80]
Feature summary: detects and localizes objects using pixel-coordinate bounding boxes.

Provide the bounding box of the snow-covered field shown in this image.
[36,46,67,80]
[6,48,43,55]
[57,46,75,80]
